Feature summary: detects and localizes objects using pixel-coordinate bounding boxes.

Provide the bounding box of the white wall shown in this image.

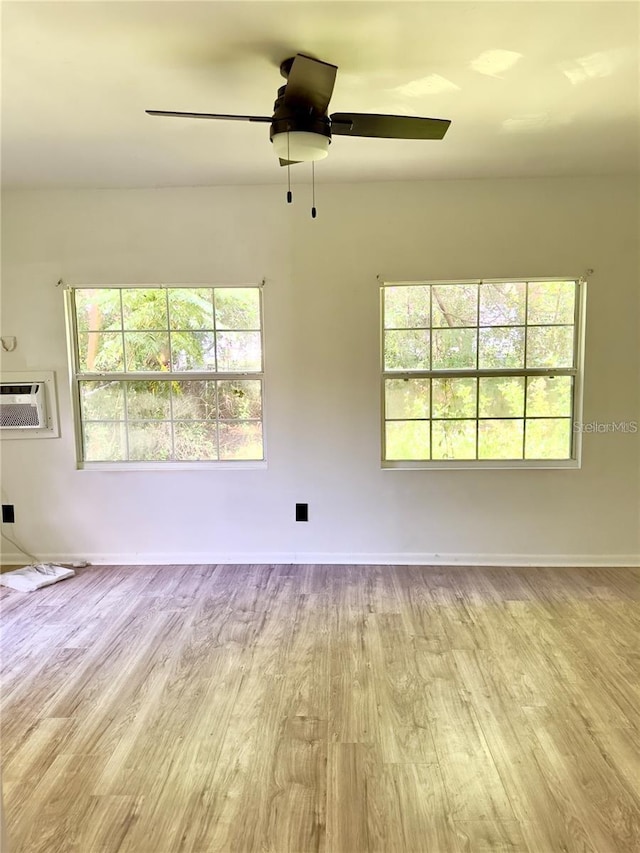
[1,176,638,565]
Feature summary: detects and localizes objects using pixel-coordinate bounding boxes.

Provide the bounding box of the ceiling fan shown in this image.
[146,53,451,167]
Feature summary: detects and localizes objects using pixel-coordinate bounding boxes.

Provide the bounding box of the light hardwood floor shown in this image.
[1,563,639,852]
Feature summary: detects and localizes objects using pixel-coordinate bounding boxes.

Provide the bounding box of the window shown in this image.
[66,285,264,466]
[381,278,584,468]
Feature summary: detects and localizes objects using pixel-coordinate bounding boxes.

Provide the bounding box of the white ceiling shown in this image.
[2,1,639,188]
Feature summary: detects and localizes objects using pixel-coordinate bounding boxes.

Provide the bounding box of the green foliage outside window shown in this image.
[382,280,579,463]
[72,286,263,463]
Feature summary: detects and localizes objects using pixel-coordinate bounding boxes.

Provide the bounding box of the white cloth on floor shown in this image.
[0,564,75,592]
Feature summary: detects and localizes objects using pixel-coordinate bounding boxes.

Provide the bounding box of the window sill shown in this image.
[382,459,581,470]
[77,460,267,471]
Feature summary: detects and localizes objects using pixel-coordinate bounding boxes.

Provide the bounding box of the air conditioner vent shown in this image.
[0,382,47,429]
[0,372,59,440]
[0,384,33,395]
[1,404,41,428]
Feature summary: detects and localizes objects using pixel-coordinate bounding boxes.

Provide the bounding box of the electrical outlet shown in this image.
[2,504,15,524]
[295,503,308,522]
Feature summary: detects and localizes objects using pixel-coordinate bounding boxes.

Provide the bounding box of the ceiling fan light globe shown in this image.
[272,131,330,162]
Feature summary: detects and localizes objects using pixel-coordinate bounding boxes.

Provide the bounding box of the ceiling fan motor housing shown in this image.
[269,87,332,143]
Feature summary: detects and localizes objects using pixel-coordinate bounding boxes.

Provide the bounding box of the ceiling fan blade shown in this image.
[283,54,338,115]
[146,110,272,123]
[279,158,302,167]
[330,112,451,139]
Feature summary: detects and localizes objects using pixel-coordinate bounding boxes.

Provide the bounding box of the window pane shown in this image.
[384,330,430,370]
[525,418,572,459]
[127,422,172,461]
[216,331,262,372]
[174,422,218,460]
[385,421,430,460]
[385,379,430,419]
[479,377,525,418]
[479,420,524,459]
[124,332,170,371]
[432,420,476,460]
[77,332,124,372]
[384,285,430,329]
[125,381,171,420]
[215,288,261,330]
[83,422,126,462]
[526,326,574,368]
[75,289,122,332]
[168,288,214,330]
[217,380,262,420]
[80,381,124,421]
[170,331,216,371]
[432,378,476,419]
[171,381,217,420]
[122,289,168,330]
[527,281,575,325]
[432,284,477,327]
[432,328,477,369]
[218,422,263,460]
[73,286,265,465]
[479,327,525,368]
[479,282,525,326]
[526,376,573,417]
[379,280,581,468]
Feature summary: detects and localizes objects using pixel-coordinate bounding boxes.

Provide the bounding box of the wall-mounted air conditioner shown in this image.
[0,383,47,429]
[0,372,59,439]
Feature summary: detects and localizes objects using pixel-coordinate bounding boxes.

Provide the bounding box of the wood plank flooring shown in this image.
[1,563,639,852]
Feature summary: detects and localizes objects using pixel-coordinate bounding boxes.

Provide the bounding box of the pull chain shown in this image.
[311,161,317,219]
[286,132,292,203]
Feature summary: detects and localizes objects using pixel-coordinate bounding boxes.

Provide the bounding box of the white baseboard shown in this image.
[2,551,639,568]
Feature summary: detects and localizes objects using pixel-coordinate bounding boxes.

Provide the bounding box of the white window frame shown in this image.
[65,283,266,470]
[381,277,586,470]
